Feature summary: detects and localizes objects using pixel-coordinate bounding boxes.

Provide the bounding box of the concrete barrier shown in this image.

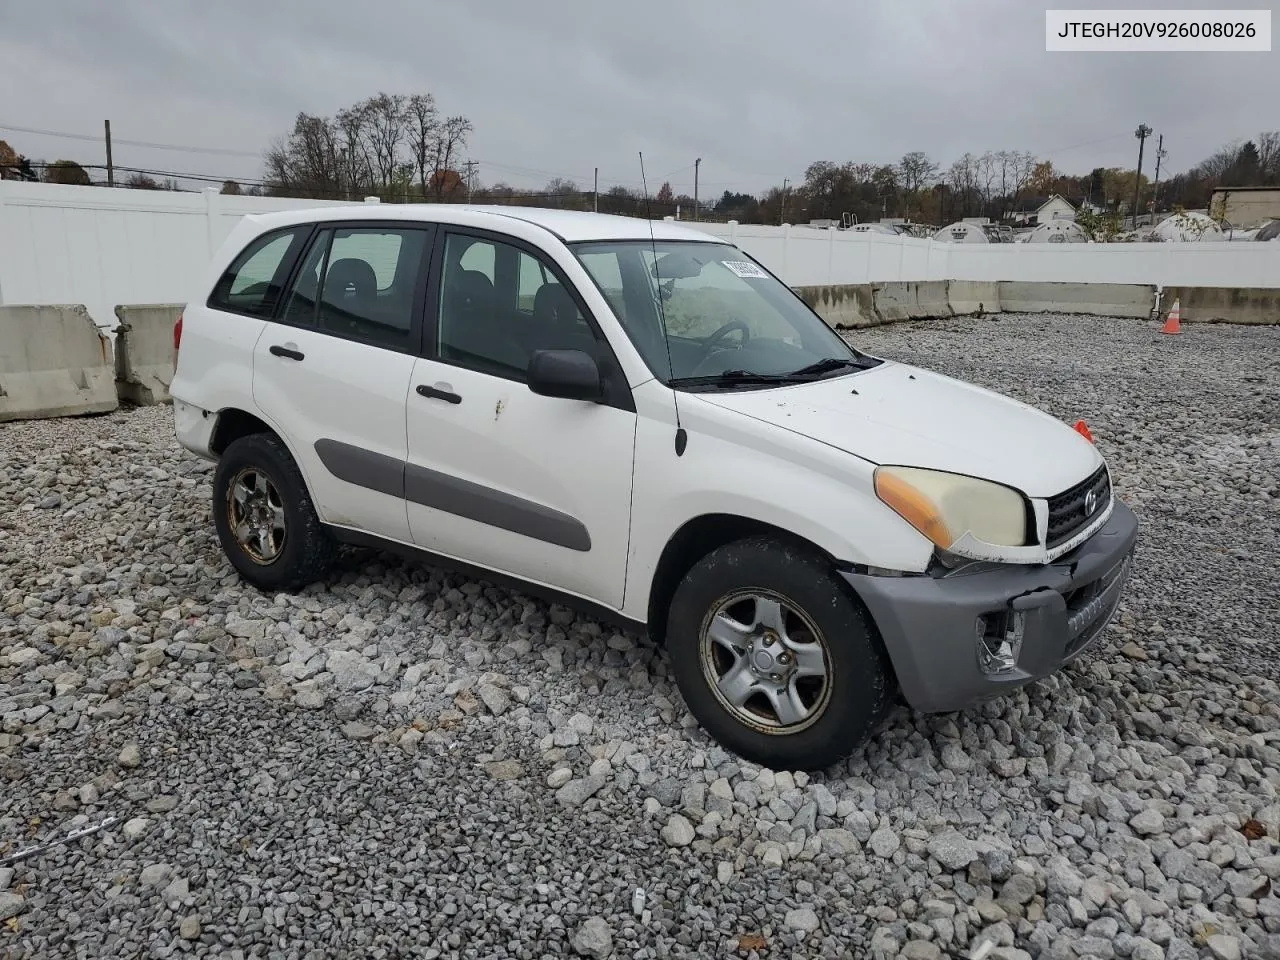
[910,281,952,320]
[946,281,1002,316]
[1160,287,1280,325]
[998,282,1156,319]
[0,305,118,422]
[114,303,180,405]
[795,284,878,329]
[872,281,954,323]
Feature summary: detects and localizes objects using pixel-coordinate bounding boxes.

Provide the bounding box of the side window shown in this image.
[457,241,495,279]
[436,233,596,381]
[208,227,309,317]
[517,253,549,310]
[330,229,404,291]
[280,226,427,349]
[281,229,329,325]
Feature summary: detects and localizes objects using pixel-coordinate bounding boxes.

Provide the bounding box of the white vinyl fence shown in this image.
[1,180,1277,330]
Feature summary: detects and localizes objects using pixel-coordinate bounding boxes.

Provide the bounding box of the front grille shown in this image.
[1046,465,1111,548]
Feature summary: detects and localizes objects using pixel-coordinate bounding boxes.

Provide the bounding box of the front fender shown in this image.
[620,395,934,621]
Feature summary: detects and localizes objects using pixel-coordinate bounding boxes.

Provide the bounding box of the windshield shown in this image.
[570,240,879,389]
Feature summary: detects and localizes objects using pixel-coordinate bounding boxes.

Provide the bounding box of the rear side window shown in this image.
[279,226,429,351]
[208,227,310,317]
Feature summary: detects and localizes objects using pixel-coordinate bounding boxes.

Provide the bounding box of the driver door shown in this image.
[404,228,638,609]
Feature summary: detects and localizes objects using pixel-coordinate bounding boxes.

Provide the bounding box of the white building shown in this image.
[1006,194,1092,226]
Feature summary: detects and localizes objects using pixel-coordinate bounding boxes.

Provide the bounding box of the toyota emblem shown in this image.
[1084,489,1098,516]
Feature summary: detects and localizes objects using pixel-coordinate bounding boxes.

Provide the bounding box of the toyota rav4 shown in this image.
[171,204,1138,771]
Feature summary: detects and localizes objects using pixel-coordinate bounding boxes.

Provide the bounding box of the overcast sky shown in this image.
[1,0,1276,197]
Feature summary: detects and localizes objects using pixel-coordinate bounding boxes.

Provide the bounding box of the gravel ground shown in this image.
[1,312,1278,959]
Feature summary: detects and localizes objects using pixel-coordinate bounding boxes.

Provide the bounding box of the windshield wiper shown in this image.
[669,369,808,388]
[785,356,876,378]
[670,356,878,390]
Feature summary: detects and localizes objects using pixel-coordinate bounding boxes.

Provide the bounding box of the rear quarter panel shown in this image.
[170,216,275,461]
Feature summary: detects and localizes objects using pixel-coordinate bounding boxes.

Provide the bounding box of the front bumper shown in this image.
[841,499,1139,714]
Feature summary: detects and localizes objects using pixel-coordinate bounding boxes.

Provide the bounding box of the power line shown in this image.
[0,121,262,158]
[2,119,781,193]
[1040,132,1134,156]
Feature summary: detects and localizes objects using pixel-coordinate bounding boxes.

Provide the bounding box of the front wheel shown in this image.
[666,536,896,771]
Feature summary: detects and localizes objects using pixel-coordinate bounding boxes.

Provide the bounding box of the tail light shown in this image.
[174,312,184,352]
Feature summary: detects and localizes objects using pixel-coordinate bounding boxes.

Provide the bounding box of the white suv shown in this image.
[171,205,1138,771]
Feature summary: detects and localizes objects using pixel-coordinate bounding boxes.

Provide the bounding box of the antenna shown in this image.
[640,151,687,457]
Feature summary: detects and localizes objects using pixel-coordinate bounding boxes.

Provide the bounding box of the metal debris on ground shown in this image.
[0,816,120,866]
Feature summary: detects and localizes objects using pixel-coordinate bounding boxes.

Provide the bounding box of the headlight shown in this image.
[873,466,1027,549]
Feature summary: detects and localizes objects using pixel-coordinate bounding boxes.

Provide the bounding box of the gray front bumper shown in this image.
[841,499,1139,714]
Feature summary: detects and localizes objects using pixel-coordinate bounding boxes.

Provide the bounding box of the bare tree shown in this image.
[1194,141,1242,181]
[1254,130,1280,180]
[360,93,408,191]
[265,96,472,202]
[334,105,372,199]
[406,93,439,197]
[976,152,1001,213]
[264,112,344,198]
[947,154,979,217]
[544,177,581,209]
[431,115,473,201]
[1007,151,1038,204]
[801,161,848,219]
[897,151,939,194]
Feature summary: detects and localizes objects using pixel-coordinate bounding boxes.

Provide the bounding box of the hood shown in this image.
[694,360,1103,499]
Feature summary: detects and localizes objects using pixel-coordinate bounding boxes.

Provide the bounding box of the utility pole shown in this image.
[1133,123,1152,228]
[463,160,477,202]
[593,167,598,213]
[104,120,114,187]
[1152,135,1166,217]
[780,178,789,225]
[694,158,701,222]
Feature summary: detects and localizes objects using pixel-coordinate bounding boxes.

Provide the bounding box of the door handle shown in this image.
[269,345,305,361]
[416,384,462,405]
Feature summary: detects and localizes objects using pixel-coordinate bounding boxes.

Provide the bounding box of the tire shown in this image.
[666,536,896,771]
[211,432,339,592]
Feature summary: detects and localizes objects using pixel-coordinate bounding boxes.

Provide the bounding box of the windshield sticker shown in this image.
[721,259,768,279]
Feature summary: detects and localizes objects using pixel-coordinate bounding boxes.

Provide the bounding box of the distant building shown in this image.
[1209,186,1280,228]
[1005,194,1081,226]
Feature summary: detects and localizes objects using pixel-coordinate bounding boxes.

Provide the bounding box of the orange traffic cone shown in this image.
[1161,298,1182,335]
[1074,420,1094,443]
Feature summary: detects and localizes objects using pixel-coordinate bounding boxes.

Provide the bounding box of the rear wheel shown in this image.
[212,433,338,592]
[666,536,895,771]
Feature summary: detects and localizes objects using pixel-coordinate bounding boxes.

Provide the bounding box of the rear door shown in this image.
[250,221,435,543]
[174,224,312,426]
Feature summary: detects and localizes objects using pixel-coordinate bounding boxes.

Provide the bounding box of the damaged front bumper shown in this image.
[841,499,1139,714]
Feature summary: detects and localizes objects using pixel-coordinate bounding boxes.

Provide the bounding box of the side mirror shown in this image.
[527,349,602,401]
